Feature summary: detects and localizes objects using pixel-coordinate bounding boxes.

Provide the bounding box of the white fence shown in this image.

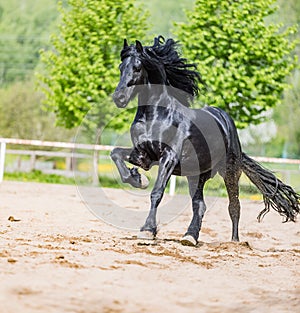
[1,138,300,195]
[0,137,112,185]
[0,138,179,194]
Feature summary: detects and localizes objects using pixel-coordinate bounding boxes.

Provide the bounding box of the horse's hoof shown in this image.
[140,174,149,189]
[181,235,197,246]
[137,230,155,240]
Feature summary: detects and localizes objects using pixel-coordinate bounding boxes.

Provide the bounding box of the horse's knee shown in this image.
[110,147,122,161]
[110,148,117,160]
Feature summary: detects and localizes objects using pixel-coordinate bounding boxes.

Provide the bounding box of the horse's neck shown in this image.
[137,85,173,112]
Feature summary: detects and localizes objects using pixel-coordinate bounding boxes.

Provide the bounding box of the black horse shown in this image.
[111,37,300,246]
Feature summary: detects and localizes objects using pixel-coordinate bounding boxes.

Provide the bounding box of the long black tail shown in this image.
[241,153,300,222]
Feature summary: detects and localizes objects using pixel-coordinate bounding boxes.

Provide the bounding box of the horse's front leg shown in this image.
[110,147,149,189]
[139,150,178,239]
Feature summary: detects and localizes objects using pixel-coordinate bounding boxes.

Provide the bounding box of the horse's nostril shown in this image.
[118,94,126,102]
[113,91,127,107]
[113,92,124,103]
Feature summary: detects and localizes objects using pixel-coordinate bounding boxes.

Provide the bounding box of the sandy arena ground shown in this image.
[0,181,299,313]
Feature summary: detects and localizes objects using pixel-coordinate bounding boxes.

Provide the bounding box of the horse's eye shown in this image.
[133,61,142,71]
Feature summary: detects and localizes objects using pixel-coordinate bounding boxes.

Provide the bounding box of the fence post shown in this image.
[169,175,176,196]
[0,141,6,183]
[92,150,99,186]
[66,156,72,171]
[30,152,36,171]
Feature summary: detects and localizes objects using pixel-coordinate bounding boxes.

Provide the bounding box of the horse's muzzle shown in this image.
[112,90,128,108]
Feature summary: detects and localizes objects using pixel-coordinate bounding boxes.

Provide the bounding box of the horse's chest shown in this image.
[131,119,187,152]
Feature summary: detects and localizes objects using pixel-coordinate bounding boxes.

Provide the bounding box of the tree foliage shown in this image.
[271,75,300,158]
[175,0,298,128]
[0,80,72,140]
[138,0,193,37]
[38,0,149,129]
[1,0,300,158]
[0,0,58,86]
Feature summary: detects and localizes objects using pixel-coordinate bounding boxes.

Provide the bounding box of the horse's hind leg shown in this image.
[223,166,242,242]
[181,174,209,246]
[110,147,149,189]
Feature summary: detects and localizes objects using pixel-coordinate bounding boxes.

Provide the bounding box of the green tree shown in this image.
[267,0,300,158]
[0,0,59,86]
[138,0,193,37]
[0,80,72,141]
[38,0,149,129]
[175,0,298,128]
[270,74,300,158]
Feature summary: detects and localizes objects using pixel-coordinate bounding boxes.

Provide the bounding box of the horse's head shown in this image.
[113,36,202,108]
[113,39,147,108]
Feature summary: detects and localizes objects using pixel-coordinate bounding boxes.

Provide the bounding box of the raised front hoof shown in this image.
[181,235,197,246]
[128,168,149,189]
[137,230,155,240]
[139,174,149,189]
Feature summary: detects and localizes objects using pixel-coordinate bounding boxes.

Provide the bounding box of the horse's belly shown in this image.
[172,137,226,176]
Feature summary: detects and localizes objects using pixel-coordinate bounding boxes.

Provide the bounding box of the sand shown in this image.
[0,181,299,313]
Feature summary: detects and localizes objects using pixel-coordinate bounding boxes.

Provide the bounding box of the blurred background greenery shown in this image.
[0,0,299,157]
[0,0,299,193]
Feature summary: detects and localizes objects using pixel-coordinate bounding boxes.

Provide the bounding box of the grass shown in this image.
[4,169,261,199]
[3,160,300,197]
[165,174,263,199]
[4,170,77,185]
[4,170,123,188]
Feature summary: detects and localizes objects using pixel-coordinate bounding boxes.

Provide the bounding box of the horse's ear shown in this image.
[123,39,128,49]
[136,40,143,53]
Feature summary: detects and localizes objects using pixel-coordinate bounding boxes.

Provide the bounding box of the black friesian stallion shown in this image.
[111,37,300,246]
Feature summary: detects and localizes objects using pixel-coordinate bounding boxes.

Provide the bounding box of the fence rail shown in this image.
[0,137,113,151]
[1,138,300,195]
[0,137,112,187]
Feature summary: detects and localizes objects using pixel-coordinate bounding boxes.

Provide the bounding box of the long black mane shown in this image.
[121,36,204,107]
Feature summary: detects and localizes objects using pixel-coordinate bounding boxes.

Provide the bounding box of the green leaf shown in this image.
[174,0,298,128]
[37,0,149,129]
